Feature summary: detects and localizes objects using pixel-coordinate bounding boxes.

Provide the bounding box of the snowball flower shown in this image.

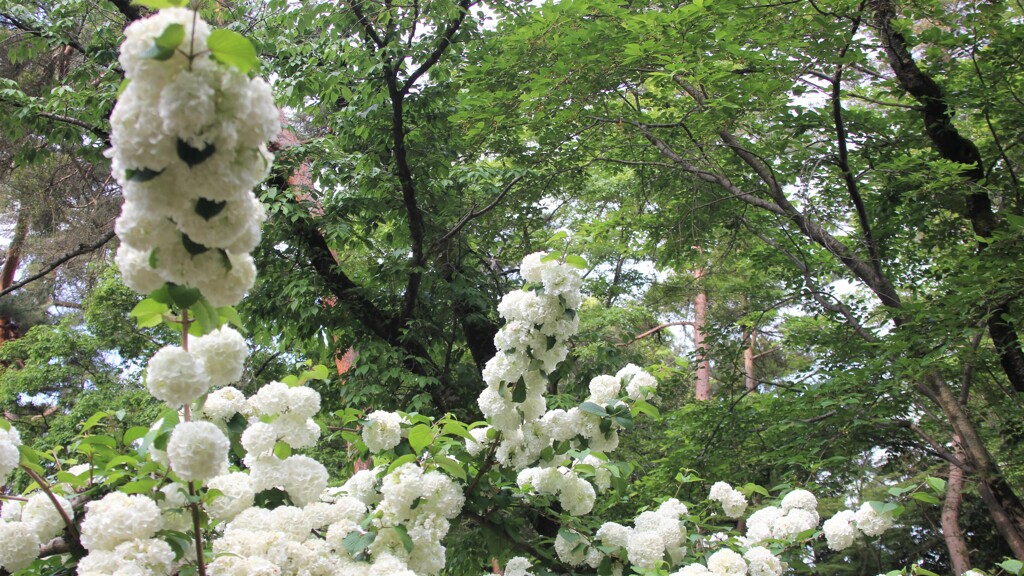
[617,363,658,400]
[207,472,256,521]
[283,455,329,506]
[823,509,858,551]
[709,481,748,518]
[707,548,747,575]
[553,531,586,566]
[202,386,246,421]
[189,326,248,387]
[146,346,209,408]
[854,502,894,537]
[167,421,229,481]
[504,556,535,576]
[626,530,664,569]
[780,489,817,513]
[672,566,713,576]
[0,426,22,487]
[22,493,71,542]
[80,492,162,551]
[0,521,41,572]
[744,546,784,576]
[362,410,403,453]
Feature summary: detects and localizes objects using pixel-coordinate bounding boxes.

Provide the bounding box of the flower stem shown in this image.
[20,466,79,539]
[188,480,208,576]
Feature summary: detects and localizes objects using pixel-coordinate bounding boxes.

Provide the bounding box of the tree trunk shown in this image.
[0,209,30,344]
[941,439,972,575]
[926,374,1024,559]
[744,327,756,393]
[693,267,711,400]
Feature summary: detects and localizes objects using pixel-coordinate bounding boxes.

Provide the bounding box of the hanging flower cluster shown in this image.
[110,8,280,307]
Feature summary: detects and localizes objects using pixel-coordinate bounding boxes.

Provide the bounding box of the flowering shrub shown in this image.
[0,6,1009,576]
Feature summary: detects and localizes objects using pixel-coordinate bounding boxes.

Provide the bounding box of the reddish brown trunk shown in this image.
[693,268,711,400]
[942,439,972,574]
[744,327,756,392]
[927,374,1024,559]
[1,209,30,344]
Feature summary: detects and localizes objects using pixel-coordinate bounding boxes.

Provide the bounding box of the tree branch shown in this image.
[0,230,115,298]
[402,0,473,94]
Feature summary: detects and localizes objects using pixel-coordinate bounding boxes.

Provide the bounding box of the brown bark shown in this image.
[871,0,1024,394]
[693,267,711,401]
[942,439,972,575]
[0,209,30,344]
[926,374,1024,559]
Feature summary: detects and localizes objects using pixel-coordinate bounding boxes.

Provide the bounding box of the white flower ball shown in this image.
[0,426,22,486]
[707,548,747,575]
[202,386,246,421]
[21,492,71,542]
[166,421,229,481]
[588,374,622,404]
[190,326,248,388]
[283,455,329,506]
[780,489,817,513]
[80,492,162,551]
[207,472,256,521]
[626,530,664,569]
[146,345,209,408]
[823,509,858,551]
[504,556,534,576]
[0,521,40,572]
[362,410,403,453]
[854,502,894,537]
[744,546,784,576]
[596,521,631,548]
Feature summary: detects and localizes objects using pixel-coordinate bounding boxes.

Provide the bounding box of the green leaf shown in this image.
[630,399,660,419]
[579,401,607,417]
[926,476,946,494]
[387,454,417,474]
[126,167,164,182]
[408,424,433,454]
[195,198,227,220]
[80,411,109,432]
[342,531,377,557]
[191,297,221,333]
[141,23,185,61]
[273,441,292,459]
[911,492,941,505]
[177,139,216,168]
[394,524,415,553]
[433,453,467,481]
[207,29,259,74]
[167,283,202,309]
[130,298,169,328]
[511,378,527,403]
[565,254,588,269]
[999,559,1024,575]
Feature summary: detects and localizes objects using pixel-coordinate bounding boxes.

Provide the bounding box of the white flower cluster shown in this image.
[579,498,689,571]
[477,254,581,461]
[231,381,326,505]
[822,502,895,551]
[667,545,785,576]
[0,491,72,573]
[146,326,248,408]
[76,492,177,576]
[110,8,280,306]
[362,410,404,453]
[744,488,820,543]
[0,425,21,486]
[709,481,749,518]
[517,465,597,516]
